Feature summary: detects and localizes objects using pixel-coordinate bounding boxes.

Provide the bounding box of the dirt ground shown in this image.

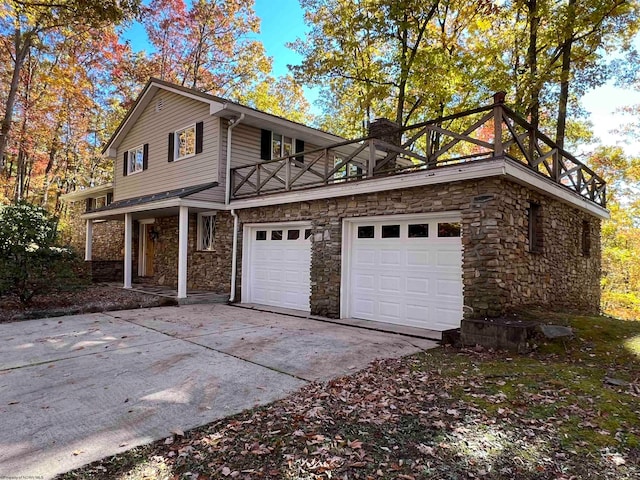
[0,283,174,323]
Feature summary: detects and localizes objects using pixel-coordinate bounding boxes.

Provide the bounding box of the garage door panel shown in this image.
[437,279,463,297]
[354,272,375,289]
[379,301,401,318]
[406,250,431,266]
[353,298,374,316]
[434,307,462,329]
[380,250,401,266]
[354,248,376,265]
[379,275,401,291]
[436,249,462,267]
[405,277,429,294]
[347,217,463,331]
[405,304,430,323]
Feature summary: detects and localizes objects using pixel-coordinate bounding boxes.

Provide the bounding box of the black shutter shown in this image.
[195,121,204,154]
[142,143,149,170]
[260,129,271,160]
[106,192,113,205]
[85,198,93,212]
[295,139,305,163]
[123,151,128,176]
[168,132,175,162]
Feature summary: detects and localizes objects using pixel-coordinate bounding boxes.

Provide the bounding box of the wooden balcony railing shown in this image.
[230,93,606,207]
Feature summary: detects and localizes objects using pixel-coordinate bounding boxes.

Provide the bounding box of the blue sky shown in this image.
[122,0,639,154]
[121,0,308,78]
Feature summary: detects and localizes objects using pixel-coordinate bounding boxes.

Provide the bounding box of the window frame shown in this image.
[270,132,297,160]
[174,124,197,161]
[197,212,216,252]
[94,195,107,209]
[127,145,145,175]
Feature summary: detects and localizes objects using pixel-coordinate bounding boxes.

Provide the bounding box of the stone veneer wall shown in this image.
[151,212,233,293]
[63,200,137,281]
[64,201,126,261]
[118,176,601,317]
[236,177,601,318]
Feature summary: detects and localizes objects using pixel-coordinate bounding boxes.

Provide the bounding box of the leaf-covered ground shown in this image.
[0,283,174,323]
[60,311,640,480]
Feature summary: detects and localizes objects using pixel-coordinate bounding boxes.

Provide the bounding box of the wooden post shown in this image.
[368,139,376,177]
[493,91,506,157]
[285,157,291,190]
[324,148,329,184]
[256,164,261,194]
[529,128,537,169]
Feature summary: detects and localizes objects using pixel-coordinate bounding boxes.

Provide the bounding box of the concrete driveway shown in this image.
[0,304,436,478]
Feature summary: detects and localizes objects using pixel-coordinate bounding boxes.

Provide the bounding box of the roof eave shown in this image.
[60,183,114,202]
[214,102,347,145]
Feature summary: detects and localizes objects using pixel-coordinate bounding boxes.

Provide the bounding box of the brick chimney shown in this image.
[368,118,401,148]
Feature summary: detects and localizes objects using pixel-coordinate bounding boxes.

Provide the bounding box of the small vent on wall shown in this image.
[155,98,164,112]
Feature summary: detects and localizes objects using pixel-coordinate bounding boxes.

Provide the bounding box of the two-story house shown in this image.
[63,78,608,334]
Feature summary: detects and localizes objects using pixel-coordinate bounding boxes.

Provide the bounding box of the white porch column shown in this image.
[177,206,189,299]
[124,213,133,289]
[84,219,93,261]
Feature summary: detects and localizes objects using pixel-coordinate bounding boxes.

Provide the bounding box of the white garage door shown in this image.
[244,224,312,312]
[345,216,463,331]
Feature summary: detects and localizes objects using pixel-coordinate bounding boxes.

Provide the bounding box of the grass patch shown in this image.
[60,311,640,480]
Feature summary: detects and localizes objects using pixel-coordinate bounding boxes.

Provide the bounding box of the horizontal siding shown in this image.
[114,91,220,201]
[225,123,330,197]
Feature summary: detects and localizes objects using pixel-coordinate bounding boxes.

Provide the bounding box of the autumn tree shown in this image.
[236,75,313,125]
[0,0,140,184]
[588,145,640,317]
[293,0,639,145]
[141,0,271,97]
[292,0,500,134]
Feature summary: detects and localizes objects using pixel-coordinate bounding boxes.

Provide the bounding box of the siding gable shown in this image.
[114,90,222,202]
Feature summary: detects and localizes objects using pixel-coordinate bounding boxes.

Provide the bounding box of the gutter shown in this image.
[226,114,244,302]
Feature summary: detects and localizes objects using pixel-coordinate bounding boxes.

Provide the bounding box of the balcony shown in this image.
[230,93,606,208]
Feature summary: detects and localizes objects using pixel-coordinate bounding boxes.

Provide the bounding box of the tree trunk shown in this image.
[555,0,576,151]
[0,29,33,171]
[527,0,540,131]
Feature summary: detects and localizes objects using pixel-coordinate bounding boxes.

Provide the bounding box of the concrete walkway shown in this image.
[0,304,436,479]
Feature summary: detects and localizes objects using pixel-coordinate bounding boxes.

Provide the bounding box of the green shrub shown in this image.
[0,202,86,305]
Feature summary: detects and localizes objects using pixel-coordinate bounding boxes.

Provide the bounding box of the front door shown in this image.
[140,223,156,277]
